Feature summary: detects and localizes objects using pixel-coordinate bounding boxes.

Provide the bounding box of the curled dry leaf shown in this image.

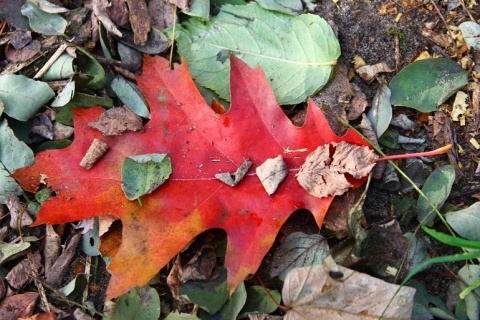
[296,141,378,198]
[88,106,144,136]
[215,159,252,187]
[79,138,109,170]
[256,155,288,195]
[5,193,33,229]
[355,62,394,83]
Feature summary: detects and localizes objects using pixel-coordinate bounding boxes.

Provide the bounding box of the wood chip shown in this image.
[215,159,252,187]
[256,155,288,195]
[79,138,109,170]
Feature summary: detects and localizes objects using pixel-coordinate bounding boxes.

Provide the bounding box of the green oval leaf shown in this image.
[175,2,340,105]
[389,59,468,112]
[42,53,75,81]
[238,285,280,318]
[121,154,172,201]
[180,268,229,315]
[111,76,151,119]
[21,0,67,36]
[445,202,480,241]
[0,74,54,121]
[459,21,480,50]
[111,286,161,320]
[416,165,455,225]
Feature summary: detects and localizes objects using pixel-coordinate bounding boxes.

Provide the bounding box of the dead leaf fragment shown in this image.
[5,252,41,290]
[355,62,394,83]
[283,256,415,320]
[451,91,469,122]
[215,159,252,187]
[125,0,151,45]
[88,106,144,135]
[296,142,378,198]
[0,292,39,320]
[45,233,82,287]
[5,194,33,229]
[256,155,288,195]
[44,224,61,274]
[79,138,109,170]
[53,122,74,140]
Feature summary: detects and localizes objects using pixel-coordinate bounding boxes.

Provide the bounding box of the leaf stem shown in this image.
[377,144,452,161]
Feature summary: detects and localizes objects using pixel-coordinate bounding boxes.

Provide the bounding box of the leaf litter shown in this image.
[1,0,478,318]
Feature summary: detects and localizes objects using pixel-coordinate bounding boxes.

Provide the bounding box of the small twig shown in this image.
[91,0,123,37]
[28,251,51,312]
[33,43,68,79]
[82,255,92,306]
[430,0,449,29]
[169,5,177,69]
[458,0,475,22]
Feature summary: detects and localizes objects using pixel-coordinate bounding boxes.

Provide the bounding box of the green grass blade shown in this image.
[422,225,480,249]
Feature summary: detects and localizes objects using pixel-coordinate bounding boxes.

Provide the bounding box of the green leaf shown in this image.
[55,92,114,126]
[0,74,54,121]
[21,0,67,35]
[165,312,200,320]
[111,76,151,119]
[389,58,468,112]
[458,264,480,320]
[416,165,455,225]
[121,154,172,201]
[0,242,31,264]
[200,281,247,320]
[445,202,480,241]
[111,286,161,320]
[184,0,210,20]
[59,274,88,299]
[36,139,72,152]
[270,232,329,281]
[0,119,34,203]
[459,21,480,50]
[180,268,229,315]
[51,80,75,107]
[75,46,106,90]
[256,0,303,15]
[175,2,340,105]
[42,53,75,81]
[366,84,392,138]
[238,285,280,318]
[422,226,480,250]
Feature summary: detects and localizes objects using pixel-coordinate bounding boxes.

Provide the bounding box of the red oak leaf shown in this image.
[12,56,369,299]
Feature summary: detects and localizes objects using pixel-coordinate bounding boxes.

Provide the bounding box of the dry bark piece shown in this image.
[215,159,252,187]
[89,106,144,135]
[296,142,378,198]
[5,194,33,229]
[79,138,109,170]
[105,0,130,27]
[126,0,151,45]
[256,155,288,195]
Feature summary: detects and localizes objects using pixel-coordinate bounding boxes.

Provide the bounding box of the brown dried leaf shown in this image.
[180,246,216,283]
[5,40,41,63]
[88,106,144,136]
[296,142,378,198]
[256,155,288,195]
[148,0,176,30]
[0,292,39,320]
[44,224,61,274]
[105,0,129,27]
[5,252,41,290]
[5,194,33,229]
[45,233,82,287]
[215,159,252,187]
[53,122,74,140]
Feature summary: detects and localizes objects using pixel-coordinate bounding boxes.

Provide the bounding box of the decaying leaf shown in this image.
[89,106,144,135]
[5,193,33,228]
[451,91,469,122]
[215,159,253,187]
[79,138,109,170]
[283,256,416,320]
[296,141,378,198]
[256,155,288,195]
